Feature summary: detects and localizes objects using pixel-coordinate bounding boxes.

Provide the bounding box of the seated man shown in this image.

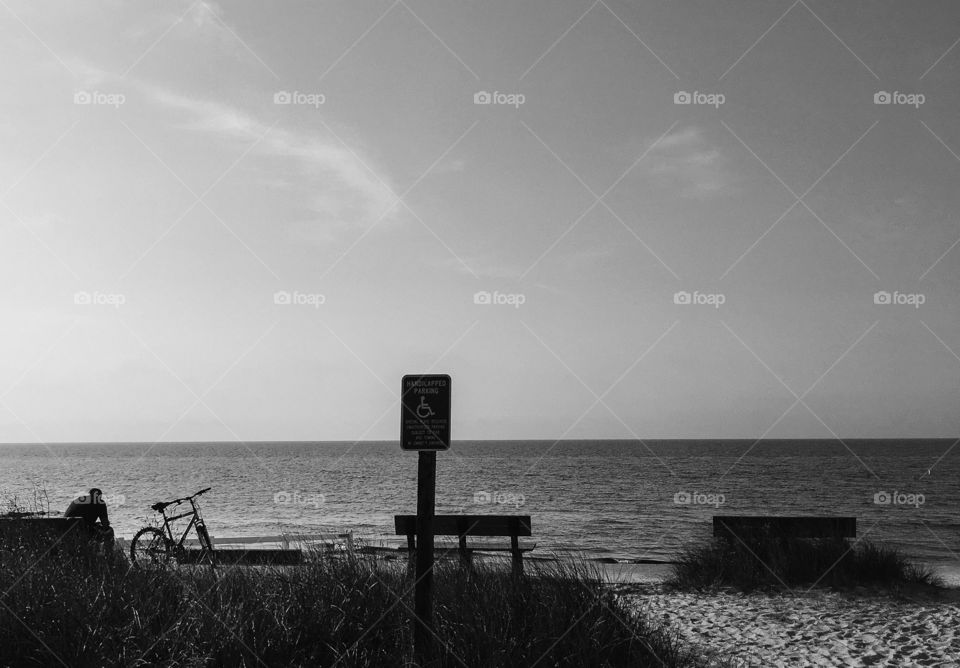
[64,488,114,544]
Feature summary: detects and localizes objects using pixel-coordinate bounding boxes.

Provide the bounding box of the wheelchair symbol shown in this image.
[416,396,435,419]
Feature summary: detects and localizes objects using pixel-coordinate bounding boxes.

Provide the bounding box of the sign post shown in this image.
[401,374,451,666]
[413,450,436,663]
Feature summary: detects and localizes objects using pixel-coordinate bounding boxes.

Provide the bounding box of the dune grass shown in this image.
[669,533,943,592]
[0,526,704,668]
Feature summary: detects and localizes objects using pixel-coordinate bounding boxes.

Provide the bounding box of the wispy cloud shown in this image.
[656,126,701,150]
[142,83,399,228]
[66,52,401,235]
[646,126,728,198]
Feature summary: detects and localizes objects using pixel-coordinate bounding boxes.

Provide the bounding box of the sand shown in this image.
[614,583,960,667]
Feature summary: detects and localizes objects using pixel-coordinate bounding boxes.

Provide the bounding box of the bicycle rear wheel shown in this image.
[130,527,171,569]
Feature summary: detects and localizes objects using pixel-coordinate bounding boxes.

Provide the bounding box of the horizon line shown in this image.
[0,437,956,446]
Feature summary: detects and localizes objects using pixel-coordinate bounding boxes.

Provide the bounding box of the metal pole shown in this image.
[414,450,436,665]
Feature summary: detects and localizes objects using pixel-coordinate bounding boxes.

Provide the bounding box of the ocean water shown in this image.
[0,440,957,572]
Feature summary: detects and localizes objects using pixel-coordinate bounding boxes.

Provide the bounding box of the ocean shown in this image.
[1,439,957,575]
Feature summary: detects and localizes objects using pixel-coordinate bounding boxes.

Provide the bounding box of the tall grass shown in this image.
[670,533,943,592]
[0,481,51,518]
[0,528,704,667]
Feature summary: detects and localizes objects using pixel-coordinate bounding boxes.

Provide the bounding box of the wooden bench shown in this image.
[713,516,856,540]
[394,515,533,575]
[0,517,94,550]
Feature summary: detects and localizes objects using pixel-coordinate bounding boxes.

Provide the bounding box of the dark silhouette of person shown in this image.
[64,488,114,544]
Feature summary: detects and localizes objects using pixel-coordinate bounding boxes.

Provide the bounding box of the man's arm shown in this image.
[97,502,110,527]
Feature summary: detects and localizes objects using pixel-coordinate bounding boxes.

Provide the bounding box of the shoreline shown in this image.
[119,532,960,590]
[593,561,960,588]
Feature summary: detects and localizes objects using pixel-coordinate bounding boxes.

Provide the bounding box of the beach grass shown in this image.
[669,534,944,592]
[0,528,704,668]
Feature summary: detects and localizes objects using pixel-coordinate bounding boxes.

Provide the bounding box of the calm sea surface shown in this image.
[0,440,957,571]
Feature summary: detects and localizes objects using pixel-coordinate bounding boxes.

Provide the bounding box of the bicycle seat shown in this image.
[151,501,171,512]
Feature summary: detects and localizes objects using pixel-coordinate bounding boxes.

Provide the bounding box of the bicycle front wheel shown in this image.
[196,522,212,550]
[130,527,172,569]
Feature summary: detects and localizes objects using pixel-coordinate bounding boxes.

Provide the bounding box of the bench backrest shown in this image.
[394,515,532,537]
[713,516,856,538]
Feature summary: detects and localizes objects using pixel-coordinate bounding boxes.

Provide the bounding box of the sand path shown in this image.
[616,584,960,667]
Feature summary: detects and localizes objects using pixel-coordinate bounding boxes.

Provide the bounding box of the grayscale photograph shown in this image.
[1,1,959,666]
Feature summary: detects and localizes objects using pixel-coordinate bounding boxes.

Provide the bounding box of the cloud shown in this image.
[140,83,399,227]
[61,61,399,231]
[647,126,728,198]
[9,0,397,234]
[655,126,702,150]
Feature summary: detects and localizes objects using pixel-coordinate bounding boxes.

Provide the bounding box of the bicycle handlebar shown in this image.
[151,488,212,512]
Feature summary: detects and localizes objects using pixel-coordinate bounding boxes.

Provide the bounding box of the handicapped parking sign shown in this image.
[401,374,451,450]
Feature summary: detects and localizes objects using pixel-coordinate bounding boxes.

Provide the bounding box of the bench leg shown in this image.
[458,535,473,571]
[511,534,523,576]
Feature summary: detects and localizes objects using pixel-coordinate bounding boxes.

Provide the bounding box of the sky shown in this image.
[1,0,959,442]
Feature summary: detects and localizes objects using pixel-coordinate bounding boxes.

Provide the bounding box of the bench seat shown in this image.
[395,514,533,574]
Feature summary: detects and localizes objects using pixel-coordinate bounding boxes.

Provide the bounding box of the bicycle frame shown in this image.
[157,496,213,552]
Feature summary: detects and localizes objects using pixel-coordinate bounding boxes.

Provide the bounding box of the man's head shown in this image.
[89,488,103,503]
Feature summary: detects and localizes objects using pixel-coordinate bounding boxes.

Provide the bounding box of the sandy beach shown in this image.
[614,583,960,667]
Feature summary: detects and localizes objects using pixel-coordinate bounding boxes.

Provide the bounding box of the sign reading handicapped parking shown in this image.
[401,374,451,451]
[400,373,451,663]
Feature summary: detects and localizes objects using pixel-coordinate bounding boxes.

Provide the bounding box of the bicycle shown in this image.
[130,487,214,568]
